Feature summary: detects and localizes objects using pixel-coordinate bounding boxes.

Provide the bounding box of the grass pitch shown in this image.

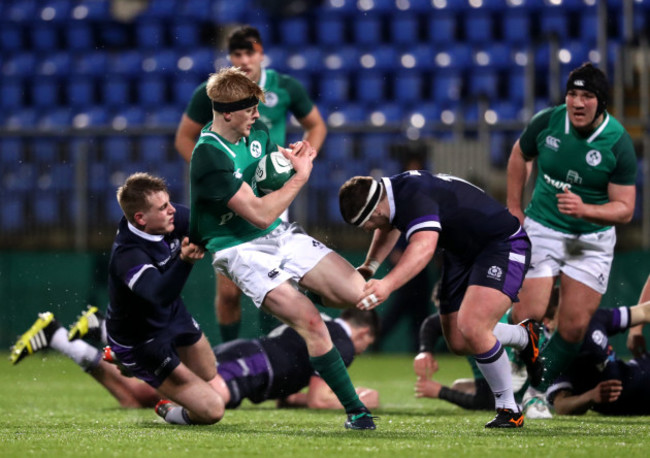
[1,352,648,457]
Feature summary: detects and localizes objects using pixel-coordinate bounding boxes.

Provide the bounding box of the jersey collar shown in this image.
[564,110,610,143]
[127,221,164,242]
[201,130,241,159]
[258,68,267,90]
[381,177,396,223]
[334,318,352,338]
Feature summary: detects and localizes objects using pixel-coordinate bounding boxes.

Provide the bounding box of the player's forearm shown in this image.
[438,386,489,411]
[419,314,443,353]
[303,123,327,153]
[134,258,194,305]
[552,391,593,415]
[506,148,528,215]
[364,228,401,268]
[175,134,195,163]
[255,174,308,226]
[579,201,634,226]
[382,235,436,293]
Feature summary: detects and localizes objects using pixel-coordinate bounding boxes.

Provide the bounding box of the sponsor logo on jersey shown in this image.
[234,168,242,179]
[545,135,561,151]
[487,266,503,281]
[542,173,571,191]
[585,149,602,166]
[591,329,606,349]
[267,268,279,279]
[250,140,262,158]
[566,170,582,185]
[263,92,279,108]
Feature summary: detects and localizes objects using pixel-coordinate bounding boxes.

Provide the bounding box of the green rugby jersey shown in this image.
[519,105,637,234]
[185,68,314,146]
[189,120,280,252]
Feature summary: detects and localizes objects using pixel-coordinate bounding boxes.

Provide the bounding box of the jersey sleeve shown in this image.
[253,119,278,151]
[112,245,193,306]
[281,74,314,120]
[399,176,441,240]
[610,131,638,185]
[519,107,555,159]
[191,143,243,205]
[171,204,190,237]
[184,81,213,126]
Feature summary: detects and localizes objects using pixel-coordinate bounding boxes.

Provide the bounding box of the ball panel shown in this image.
[253,151,295,196]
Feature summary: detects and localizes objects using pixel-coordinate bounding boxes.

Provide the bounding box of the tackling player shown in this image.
[339,171,542,428]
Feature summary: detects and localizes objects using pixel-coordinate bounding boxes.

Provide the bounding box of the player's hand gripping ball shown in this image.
[253,151,296,195]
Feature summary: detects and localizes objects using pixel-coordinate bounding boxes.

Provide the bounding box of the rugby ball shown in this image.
[253,151,295,195]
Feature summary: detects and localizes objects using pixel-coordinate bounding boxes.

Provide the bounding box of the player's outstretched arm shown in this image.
[553,380,623,415]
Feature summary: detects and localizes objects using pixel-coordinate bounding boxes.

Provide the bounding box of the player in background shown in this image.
[175,25,327,342]
[626,274,650,357]
[339,171,542,428]
[188,67,375,430]
[506,63,637,397]
[9,307,379,412]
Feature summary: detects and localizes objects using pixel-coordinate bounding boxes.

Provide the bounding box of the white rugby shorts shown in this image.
[211,222,332,307]
[524,217,616,294]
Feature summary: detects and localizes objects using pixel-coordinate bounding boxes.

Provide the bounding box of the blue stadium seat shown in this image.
[353,14,382,45]
[355,70,385,102]
[38,108,72,129]
[31,139,58,164]
[65,22,95,51]
[390,14,419,44]
[473,43,512,70]
[111,106,146,128]
[210,0,246,23]
[434,43,472,70]
[467,70,499,100]
[427,13,456,45]
[172,76,201,106]
[137,76,168,107]
[0,23,24,51]
[0,138,24,165]
[110,50,143,76]
[33,192,60,225]
[360,134,391,165]
[363,45,398,70]
[74,51,108,76]
[489,100,519,122]
[324,46,359,71]
[393,72,423,103]
[142,0,177,18]
[464,12,494,44]
[66,76,95,108]
[145,105,182,127]
[31,77,61,108]
[6,0,38,23]
[37,51,72,76]
[578,7,599,44]
[171,20,200,48]
[138,136,170,163]
[88,163,110,192]
[3,52,37,77]
[5,163,36,191]
[507,67,526,105]
[325,103,365,126]
[319,72,350,104]
[1,194,24,231]
[73,106,109,128]
[1,77,24,109]
[38,0,72,22]
[264,47,288,72]
[369,102,404,125]
[408,45,435,70]
[540,8,569,40]
[142,49,179,74]
[98,23,129,48]
[408,102,441,124]
[136,19,166,49]
[286,47,323,73]
[102,77,131,108]
[6,108,38,129]
[48,163,75,190]
[183,48,216,75]
[279,17,310,46]
[321,0,358,15]
[103,137,133,164]
[562,41,591,68]
[317,14,346,46]
[74,0,111,20]
[31,24,59,51]
[502,9,531,44]
[430,70,462,103]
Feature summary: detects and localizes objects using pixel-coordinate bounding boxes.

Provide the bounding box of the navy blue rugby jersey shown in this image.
[106,204,194,345]
[383,171,520,258]
[547,307,650,415]
[214,318,355,404]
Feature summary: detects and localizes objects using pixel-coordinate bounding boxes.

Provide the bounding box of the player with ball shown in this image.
[188,67,376,430]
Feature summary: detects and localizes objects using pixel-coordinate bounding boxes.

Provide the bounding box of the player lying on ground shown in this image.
[9,307,380,412]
